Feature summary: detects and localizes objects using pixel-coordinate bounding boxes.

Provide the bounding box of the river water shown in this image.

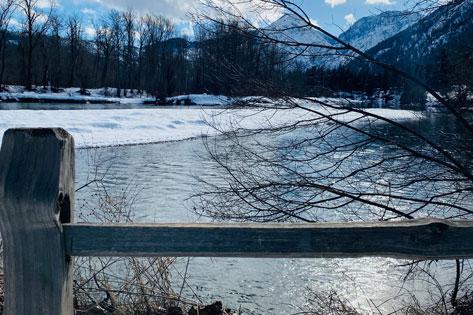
[1,103,466,314]
[73,126,460,314]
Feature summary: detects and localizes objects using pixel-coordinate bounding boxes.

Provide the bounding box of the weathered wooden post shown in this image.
[0,128,74,315]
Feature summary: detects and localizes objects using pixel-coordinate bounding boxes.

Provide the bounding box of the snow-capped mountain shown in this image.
[266,13,336,67]
[339,11,420,52]
[267,11,420,68]
[362,0,473,70]
[267,13,334,48]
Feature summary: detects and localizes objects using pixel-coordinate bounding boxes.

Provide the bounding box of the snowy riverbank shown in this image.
[0,86,236,106]
[0,101,421,148]
[0,86,372,107]
[0,86,151,104]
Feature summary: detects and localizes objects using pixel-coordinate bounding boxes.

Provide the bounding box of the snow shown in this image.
[166,94,232,106]
[0,86,243,106]
[366,0,473,67]
[266,11,419,69]
[0,98,421,148]
[0,108,213,147]
[0,86,154,104]
[267,14,333,47]
[339,11,420,53]
[266,14,336,68]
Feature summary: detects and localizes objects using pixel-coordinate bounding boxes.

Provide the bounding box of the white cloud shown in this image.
[75,0,283,26]
[9,18,21,29]
[81,8,97,15]
[37,0,60,9]
[344,13,356,25]
[365,0,395,4]
[84,25,96,37]
[75,0,195,20]
[324,0,347,8]
[208,0,283,26]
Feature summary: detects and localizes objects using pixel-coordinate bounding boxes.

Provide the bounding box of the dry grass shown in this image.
[0,151,471,315]
[72,151,199,314]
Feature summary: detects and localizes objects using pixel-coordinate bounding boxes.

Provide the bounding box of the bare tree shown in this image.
[18,0,53,90]
[48,14,62,90]
[198,0,473,130]
[141,14,174,97]
[192,0,473,309]
[122,9,136,96]
[191,19,286,95]
[94,17,114,89]
[194,0,473,220]
[109,9,123,97]
[66,14,82,87]
[136,16,145,94]
[0,0,15,88]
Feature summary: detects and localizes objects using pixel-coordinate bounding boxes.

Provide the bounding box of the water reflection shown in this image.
[74,115,466,314]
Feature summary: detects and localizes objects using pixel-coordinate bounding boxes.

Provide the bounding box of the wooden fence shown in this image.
[0,128,472,314]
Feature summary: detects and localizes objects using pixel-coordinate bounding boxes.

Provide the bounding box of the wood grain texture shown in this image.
[0,128,74,315]
[64,219,473,259]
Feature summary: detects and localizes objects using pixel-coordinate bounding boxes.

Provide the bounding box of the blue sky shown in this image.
[47,0,405,37]
[302,0,404,32]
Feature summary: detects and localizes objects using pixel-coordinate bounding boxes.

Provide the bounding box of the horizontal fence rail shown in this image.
[1,128,473,315]
[64,220,473,259]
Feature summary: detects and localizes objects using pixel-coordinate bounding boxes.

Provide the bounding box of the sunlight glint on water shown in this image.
[74,134,458,314]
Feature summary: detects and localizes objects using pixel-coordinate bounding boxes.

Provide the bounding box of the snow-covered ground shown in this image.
[167,94,232,106]
[0,86,154,104]
[0,85,376,107]
[0,86,235,106]
[0,100,421,148]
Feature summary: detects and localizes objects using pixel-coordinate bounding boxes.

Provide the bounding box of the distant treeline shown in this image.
[0,2,289,97]
[0,1,470,103]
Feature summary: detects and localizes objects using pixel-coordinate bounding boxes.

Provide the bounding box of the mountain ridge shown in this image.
[267,10,421,68]
[360,0,473,72]
[339,11,420,53]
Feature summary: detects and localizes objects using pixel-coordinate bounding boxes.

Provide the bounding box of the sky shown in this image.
[39,0,406,37]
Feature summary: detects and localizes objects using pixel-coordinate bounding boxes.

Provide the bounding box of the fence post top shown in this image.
[3,127,72,140]
[0,127,75,225]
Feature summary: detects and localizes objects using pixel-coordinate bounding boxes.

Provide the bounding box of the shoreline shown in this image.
[0,96,421,149]
[76,134,204,150]
[0,86,232,106]
[0,93,150,105]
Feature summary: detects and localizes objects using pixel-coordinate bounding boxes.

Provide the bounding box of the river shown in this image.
[74,123,461,314]
[1,103,467,314]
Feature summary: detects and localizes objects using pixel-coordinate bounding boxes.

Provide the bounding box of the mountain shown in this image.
[339,11,420,52]
[266,13,336,67]
[360,0,473,72]
[268,13,335,48]
[268,11,420,68]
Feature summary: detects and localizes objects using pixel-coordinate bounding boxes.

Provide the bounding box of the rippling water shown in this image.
[74,131,461,314]
[1,100,469,313]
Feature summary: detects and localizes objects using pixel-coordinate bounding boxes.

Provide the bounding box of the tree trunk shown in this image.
[26,29,33,90]
[0,31,6,89]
